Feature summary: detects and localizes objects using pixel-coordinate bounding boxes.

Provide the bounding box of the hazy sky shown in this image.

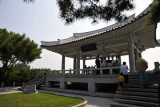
[0,0,159,70]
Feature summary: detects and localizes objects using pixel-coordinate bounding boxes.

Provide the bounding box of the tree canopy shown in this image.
[146,0,160,24]
[0,29,42,82]
[56,0,134,24]
[23,0,160,25]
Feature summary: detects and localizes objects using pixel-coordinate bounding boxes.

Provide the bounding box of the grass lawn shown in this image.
[0,92,84,107]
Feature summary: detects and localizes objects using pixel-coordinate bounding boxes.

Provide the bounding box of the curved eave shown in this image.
[41,14,147,48]
[41,4,151,48]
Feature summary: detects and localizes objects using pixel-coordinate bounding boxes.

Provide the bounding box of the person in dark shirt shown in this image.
[95,56,100,74]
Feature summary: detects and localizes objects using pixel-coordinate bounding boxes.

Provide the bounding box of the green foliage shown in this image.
[23,0,160,25]
[0,92,84,107]
[3,63,50,83]
[3,63,34,83]
[23,0,34,3]
[0,28,42,82]
[146,0,160,24]
[56,0,134,24]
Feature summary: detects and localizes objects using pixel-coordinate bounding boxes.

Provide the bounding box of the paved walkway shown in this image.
[39,90,113,107]
[0,87,21,95]
[0,87,113,107]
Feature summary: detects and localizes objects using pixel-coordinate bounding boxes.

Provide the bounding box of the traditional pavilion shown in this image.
[41,6,160,92]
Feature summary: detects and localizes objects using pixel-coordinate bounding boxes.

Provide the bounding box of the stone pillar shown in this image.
[45,79,50,88]
[108,57,110,60]
[139,52,142,58]
[76,51,80,75]
[128,41,136,73]
[61,54,65,74]
[88,78,96,92]
[60,77,66,89]
[119,56,121,65]
[102,46,107,58]
[73,55,76,70]
[83,57,86,69]
[135,48,139,62]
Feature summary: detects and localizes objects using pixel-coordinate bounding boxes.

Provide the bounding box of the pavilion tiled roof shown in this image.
[41,5,152,47]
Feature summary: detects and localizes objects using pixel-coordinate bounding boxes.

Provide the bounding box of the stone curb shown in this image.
[0,91,21,95]
[72,101,88,107]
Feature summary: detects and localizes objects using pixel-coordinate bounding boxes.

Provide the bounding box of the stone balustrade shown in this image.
[46,67,120,77]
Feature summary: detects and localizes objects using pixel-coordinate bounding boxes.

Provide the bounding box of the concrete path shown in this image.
[39,90,113,107]
[0,87,113,107]
[0,87,21,95]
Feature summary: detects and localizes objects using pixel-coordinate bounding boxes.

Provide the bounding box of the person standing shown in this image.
[84,65,87,74]
[95,56,100,74]
[138,70,149,88]
[95,56,100,68]
[117,73,125,94]
[120,62,129,88]
[136,58,149,88]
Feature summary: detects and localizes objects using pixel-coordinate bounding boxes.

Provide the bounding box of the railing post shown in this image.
[110,68,112,77]
[100,68,103,75]
[62,70,65,75]
[78,69,80,75]
[75,69,80,75]
[90,68,93,75]
[69,69,71,75]
[155,62,160,73]
[75,69,78,75]
[82,69,85,75]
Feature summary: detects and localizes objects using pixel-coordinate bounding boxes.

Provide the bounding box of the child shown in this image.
[117,73,125,94]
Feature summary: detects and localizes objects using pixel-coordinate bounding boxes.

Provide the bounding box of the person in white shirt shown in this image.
[120,62,129,88]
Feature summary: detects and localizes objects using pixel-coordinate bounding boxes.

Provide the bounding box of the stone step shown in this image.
[129,74,157,79]
[26,80,44,86]
[128,82,139,85]
[29,80,41,83]
[128,84,159,89]
[128,76,139,79]
[29,79,43,83]
[116,91,159,98]
[117,87,158,93]
[114,94,159,103]
[27,81,41,84]
[129,79,139,82]
[113,98,159,107]
[110,102,142,107]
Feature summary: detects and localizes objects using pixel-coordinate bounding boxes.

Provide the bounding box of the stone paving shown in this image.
[0,87,113,107]
[39,90,113,107]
